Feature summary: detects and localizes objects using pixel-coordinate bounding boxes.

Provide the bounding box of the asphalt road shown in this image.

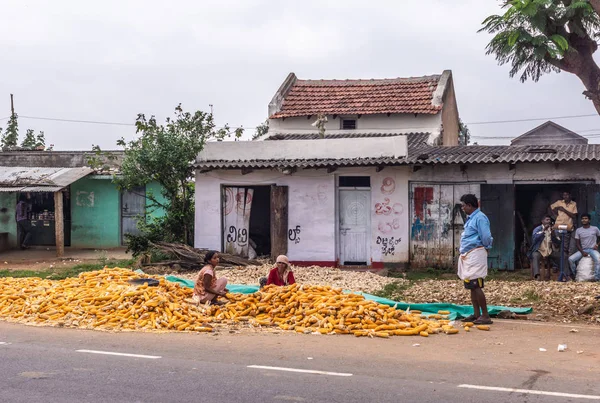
[0,321,599,403]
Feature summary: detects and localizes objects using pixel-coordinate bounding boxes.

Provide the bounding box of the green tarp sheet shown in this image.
[164,275,532,320]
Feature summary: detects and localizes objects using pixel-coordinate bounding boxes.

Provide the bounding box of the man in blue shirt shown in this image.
[458,194,493,325]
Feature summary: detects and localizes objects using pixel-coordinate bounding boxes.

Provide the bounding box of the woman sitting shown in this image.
[263,255,295,287]
[193,250,229,305]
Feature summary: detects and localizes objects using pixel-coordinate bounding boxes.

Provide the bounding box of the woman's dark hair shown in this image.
[581,213,591,220]
[460,194,479,208]
[204,250,219,264]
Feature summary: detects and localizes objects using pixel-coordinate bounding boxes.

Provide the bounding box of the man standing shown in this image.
[15,195,31,249]
[528,215,559,280]
[549,191,577,279]
[568,214,600,281]
[458,194,493,325]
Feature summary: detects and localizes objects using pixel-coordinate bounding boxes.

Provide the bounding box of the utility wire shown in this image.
[466,113,598,125]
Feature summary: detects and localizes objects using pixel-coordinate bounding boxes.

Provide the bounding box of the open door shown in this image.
[270,185,288,259]
[480,184,515,270]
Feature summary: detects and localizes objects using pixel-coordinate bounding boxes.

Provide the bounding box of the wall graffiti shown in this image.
[380,177,396,195]
[226,225,248,245]
[376,236,402,256]
[378,219,401,235]
[76,191,95,207]
[288,225,301,244]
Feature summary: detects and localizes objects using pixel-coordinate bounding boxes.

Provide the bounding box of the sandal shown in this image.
[461,314,478,323]
[473,317,493,325]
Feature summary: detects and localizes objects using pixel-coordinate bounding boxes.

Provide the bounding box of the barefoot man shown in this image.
[458,194,494,325]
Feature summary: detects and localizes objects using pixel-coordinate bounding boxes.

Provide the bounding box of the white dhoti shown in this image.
[457,247,488,280]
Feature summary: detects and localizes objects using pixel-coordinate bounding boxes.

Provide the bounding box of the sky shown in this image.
[2,0,600,150]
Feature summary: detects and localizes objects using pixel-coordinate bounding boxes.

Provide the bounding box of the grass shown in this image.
[373,281,412,301]
[0,259,135,280]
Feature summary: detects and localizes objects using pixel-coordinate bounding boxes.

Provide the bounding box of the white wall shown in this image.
[268,114,442,135]
[195,166,411,266]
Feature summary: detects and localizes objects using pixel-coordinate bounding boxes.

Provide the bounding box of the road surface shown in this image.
[0,320,599,402]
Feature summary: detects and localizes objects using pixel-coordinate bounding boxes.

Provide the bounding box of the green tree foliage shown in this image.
[114,104,235,255]
[35,131,46,149]
[20,129,37,149]
[480,0,600,113]
[253,119,269,140]
[2,114,19,149]
[458,119,471,145]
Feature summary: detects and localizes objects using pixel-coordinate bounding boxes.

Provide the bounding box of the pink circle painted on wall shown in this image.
[381,177,396,195]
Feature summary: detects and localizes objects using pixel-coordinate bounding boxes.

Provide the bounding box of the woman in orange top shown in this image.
[193,251,229,305]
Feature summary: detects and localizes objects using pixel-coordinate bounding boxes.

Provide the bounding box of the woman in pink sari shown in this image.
[193,251,229,305]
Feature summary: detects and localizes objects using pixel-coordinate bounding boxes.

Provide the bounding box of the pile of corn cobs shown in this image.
[0,268,489,337]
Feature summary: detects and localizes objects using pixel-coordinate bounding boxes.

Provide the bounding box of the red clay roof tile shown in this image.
[270,75,442,118]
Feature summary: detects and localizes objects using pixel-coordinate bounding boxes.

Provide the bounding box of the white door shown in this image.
[339,189,370,265]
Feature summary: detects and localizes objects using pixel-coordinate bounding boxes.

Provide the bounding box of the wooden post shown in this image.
[54,191,64,257]
[270,185,288,259]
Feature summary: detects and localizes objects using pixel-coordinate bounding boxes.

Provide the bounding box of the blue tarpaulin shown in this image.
[165,275,532,320]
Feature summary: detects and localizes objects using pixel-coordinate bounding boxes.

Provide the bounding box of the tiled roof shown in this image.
[196,144,600,170]
[270,75,442,118]
[264,132,431,148]
[406,144,600,164]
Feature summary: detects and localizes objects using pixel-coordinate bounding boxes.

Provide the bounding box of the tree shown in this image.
[458,119,471,145]
[35,131,46,149]
[21,129,37,149]
[114,104,234,254]
[480,0,600,114]
[2,113,19,149]
[253,119,269,140]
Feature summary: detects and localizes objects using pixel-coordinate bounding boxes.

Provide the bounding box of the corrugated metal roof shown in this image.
[405,144,600,164]
[0,166,93,192]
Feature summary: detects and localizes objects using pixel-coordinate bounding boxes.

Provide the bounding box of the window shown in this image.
[341,119,356,130]
[339,176,370,187]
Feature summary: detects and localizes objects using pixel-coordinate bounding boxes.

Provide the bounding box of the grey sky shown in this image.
[2,0,600,149]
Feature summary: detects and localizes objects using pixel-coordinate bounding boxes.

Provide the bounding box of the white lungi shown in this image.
[457,247,488,280]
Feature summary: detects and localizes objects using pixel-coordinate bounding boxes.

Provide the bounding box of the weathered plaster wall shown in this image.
[410,161,600,183]
[0,193,17,248]
[195,166,411,266]
[71,177,120,248]
[268,114,442,135]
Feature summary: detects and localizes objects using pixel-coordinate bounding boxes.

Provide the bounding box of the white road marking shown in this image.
[458,384,600,400]
[248,365,352,377]
[0,342,9,345]
[76,349,161,359]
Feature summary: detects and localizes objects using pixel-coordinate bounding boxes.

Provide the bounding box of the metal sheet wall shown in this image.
[409,183,479,269]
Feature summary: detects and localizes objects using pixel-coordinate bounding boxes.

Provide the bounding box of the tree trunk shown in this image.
[550,35,600,115]
[575,54,600,116]
[590,0,600,18]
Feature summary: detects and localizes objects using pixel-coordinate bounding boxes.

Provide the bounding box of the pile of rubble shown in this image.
[401,280,600,324]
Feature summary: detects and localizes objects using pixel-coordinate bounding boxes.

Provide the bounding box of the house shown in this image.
[510,121,588,145]
[195,71,460,269]
[0,151,165,255]
[407,123,600,271]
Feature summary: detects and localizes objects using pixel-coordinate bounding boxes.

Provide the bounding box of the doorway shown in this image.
[221,185,273,258]
[338,176,371,266]
[121,186,146,245]
[513,183,595,270]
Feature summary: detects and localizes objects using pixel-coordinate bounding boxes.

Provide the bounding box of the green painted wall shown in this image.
[70,177,166,248]
[71,177,120,248]
[146,181,167,220]
[0,193,17,248]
